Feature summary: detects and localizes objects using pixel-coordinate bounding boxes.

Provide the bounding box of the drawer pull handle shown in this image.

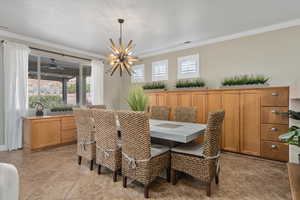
[271,128,278,131]
[271,92,279,96]
[271,110,280,114]
[271,144,277,149]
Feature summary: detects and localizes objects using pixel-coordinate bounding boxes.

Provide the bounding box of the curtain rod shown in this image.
[1,40,99,62]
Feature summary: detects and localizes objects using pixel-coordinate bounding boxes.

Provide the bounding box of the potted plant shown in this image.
[175,79,207,90]
[279,126,300,163]
[127,86,149,111]
[143,81,166,91]
[221,74,269,88]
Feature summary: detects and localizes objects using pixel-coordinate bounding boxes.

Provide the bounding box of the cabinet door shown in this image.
[222,92,240,152]
[31,119,61,149]
[167,93,179,120]
[240,91,261,156]
[157,93,167,106]
[178,93,192,107]
[61,117,77,143]
[148,93,158,106]
[207,92,223,114]
[192,92,207,124]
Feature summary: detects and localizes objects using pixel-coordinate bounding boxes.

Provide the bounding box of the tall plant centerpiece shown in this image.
[127,86,149,111]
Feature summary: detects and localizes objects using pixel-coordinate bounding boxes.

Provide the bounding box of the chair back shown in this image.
[117,111,151,160]
[88,104,106,109]
[92,109,118,151]
[150,106,170,120]
[203,110,225,157]
[73,108,94,142]
[174,107,197,123]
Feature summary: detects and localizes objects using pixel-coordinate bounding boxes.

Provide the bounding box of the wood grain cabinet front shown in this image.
[261,124,289,142]
[261,141,289,161]
[261,107,289,125]
[261,88,289,106]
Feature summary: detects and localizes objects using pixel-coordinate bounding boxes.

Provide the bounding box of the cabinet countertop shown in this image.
[23,115,74,120]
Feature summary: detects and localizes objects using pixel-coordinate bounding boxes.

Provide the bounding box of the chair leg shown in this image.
[144,184,149,198]
[123,176,127,188]
[78,156,82,165]
[206,182,211,197]
[171,169,177,185]
[166,168,171,183]
[90,160,94,171]
[113,171,118,182]
[98,165,101,175]
[215,174,219,185]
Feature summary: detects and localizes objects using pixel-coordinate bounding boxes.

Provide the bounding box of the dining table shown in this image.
[117,119,206,144]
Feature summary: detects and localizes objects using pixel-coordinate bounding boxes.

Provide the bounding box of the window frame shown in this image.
[28,54,91,107]
[131,64,145,83]
[151,59,168,81]
[177,54,200,79]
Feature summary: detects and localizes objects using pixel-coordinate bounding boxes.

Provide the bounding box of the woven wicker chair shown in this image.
[171,110,225,197]
[91,109,121,182]
[88,104,106,109]
[117,111,171,198]
[150,106,170,120]
[73,108,96,171]
[174,106,197,123]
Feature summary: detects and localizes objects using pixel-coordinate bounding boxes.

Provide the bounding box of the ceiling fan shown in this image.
[42,58,65,70]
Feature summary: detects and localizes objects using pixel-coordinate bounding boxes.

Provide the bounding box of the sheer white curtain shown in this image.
[91,60,104,105]
[3,41,30,151]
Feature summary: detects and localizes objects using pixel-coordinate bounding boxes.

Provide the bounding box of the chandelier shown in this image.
[107,19,138,76]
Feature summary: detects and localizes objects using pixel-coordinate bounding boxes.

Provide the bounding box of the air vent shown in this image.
[183,41,191,44]
[0,26,8,30]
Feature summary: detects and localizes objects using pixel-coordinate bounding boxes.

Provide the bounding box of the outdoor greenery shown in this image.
[176,79,205,88]
[127,86,149,111]
[221,75,269,86]
[50,106,73,112]
[29,95,63,109]
[143,81,166,90]
[68,83,90,93]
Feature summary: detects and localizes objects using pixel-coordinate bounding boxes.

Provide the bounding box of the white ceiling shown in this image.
[1,0,300,57]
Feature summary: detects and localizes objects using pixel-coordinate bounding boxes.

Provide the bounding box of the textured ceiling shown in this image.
[1,0,300,56]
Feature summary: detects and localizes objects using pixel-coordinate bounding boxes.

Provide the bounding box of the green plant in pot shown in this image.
[127,86,149,111]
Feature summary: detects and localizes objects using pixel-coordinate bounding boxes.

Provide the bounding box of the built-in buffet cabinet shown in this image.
[23,115,77,151]
[147,86,289,161]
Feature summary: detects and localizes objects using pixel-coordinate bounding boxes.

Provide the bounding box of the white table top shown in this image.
[118,119,206,143]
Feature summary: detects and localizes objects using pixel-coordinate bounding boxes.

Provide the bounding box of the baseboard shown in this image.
[0,145,7,151]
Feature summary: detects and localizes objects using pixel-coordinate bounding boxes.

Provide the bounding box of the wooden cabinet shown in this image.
[30,118,61,149]
[261,107,289,125]
[146,86,289,161]
[261,124,288,142]
[240,91,261,156]
[261,141,289,161]
[192,92,207,124]
[261,88,289,106]
[23,115,77,151]
[221,91,240,152]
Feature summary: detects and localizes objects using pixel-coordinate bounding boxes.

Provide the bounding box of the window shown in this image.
[28,55,91,109]
[177,54,199,79]
[82,65,92,105]
[152,60,168,81]
[131,64,145,83]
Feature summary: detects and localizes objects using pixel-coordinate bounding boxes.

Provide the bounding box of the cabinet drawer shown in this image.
[61,129,77,143]
[61,117,76,130]
[261,107,289,124]
[261,124,289,142]
[261,88,289,106]
[261,141,288,161]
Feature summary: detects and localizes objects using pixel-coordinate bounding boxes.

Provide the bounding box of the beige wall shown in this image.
[120,25,300,108]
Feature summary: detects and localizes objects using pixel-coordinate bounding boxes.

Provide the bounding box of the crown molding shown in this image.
[137,18,300,58]
[0,30,105,59]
